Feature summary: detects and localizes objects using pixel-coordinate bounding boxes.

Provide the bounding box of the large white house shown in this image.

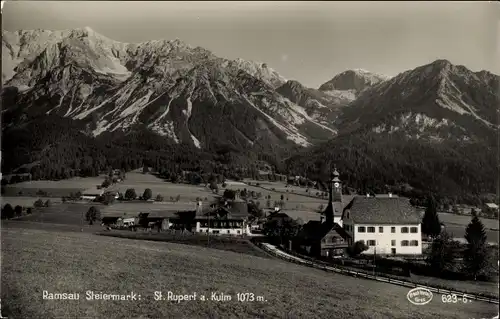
[341,194,422,255]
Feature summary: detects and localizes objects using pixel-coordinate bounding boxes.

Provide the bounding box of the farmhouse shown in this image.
[341,195,422,255]
[170,199,251,235]
[81,187,104,201]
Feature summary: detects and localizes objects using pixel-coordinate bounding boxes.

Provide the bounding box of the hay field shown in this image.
[11,203,101,226]
[3,176,106,197]
[228,180,327,211]
[439,212,499,230]
[1,196,62,207]
[107,173,217,202]
[2,228,497,319]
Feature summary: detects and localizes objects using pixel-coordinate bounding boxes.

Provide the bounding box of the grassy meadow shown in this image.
[106,173,218,202]
[2,227,498,319]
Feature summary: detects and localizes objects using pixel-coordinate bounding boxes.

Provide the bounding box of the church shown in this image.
[297,167,422,257]
[297,168,352,258]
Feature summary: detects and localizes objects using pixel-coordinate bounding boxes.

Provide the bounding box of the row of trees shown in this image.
[423,196,494,280]
[1,203,33,219]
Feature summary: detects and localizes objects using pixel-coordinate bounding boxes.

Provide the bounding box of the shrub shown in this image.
[124,188,137,200]
[2,204,14,219]
[143,188,153,200]
[14,205,23,216]
[34,199,44,208]
[347,241,369,257]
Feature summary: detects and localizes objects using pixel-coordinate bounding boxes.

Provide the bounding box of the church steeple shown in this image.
[328,165,342,203]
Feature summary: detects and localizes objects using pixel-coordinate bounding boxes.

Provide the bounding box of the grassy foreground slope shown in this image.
[2,228,497,319]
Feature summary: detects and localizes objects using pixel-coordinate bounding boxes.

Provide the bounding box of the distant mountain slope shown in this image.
[286,60,499,203]
[2,28,335,152]
[318,68,391,103]
[339,60,499,144]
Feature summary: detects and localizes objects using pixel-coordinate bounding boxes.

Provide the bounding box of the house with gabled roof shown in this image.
[341,194,422,255]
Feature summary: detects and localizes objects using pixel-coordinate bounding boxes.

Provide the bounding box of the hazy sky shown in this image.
[3,1,499,87]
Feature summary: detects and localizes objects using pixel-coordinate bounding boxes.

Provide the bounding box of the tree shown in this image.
[44,199,51,207]
[426,231,459,275]
[347,240,369,257]
[34,199,44,208]
[26,207,33,215]
[101,193,115,205]
[155,194,164,202]
[209,181,219,194]
[262,217,301,246]
[280,194,284,201]
[14,205,23,217]
[463,213,488,280]
[223,189,236,200]
[85,206,101,225]
[124,188,137,200]
[143,188,153,201]
[422,196,441,238]
[101,179,111,188]
[2,204,14,219]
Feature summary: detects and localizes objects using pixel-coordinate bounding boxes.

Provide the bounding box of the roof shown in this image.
[342,196,421,224]
[374,194,399,198]
[322,195,355,217]
[299,221,351,245]
[485,203,499,209]
[279,210,322,224]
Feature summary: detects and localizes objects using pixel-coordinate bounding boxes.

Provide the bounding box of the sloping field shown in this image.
[229,181,328,211]
[2,228,497,319]
[1,196,62,207]
[107,173,217,202]
[2,176,106,197]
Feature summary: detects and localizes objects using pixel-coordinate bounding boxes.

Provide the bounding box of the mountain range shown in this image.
[2,27,498,203]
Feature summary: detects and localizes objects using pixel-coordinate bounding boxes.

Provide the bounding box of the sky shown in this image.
[3,1,499,88]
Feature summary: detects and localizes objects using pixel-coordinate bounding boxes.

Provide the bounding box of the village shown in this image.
[2,166,499,300]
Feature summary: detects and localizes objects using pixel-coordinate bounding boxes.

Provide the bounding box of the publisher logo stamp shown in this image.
[407,287,433,305]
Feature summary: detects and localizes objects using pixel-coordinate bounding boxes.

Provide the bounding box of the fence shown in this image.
[259,243,499,305]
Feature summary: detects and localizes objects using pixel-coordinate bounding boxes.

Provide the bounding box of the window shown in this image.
[410,240,419,246]
[367,227,375,233]
[237,230,241,234]
[367,240,376,246]
[379,227,384,233]
[358,226,366,233]
[401,240,409,246]
[391,227,396,233]
[401,227,409,233]
[410,227,418,233]
[391,248,396,255]
[391,240,396,246]
[227,230,230,234]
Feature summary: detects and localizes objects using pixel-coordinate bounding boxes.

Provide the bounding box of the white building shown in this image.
[341,194,422,255]
[193,199,250,236]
